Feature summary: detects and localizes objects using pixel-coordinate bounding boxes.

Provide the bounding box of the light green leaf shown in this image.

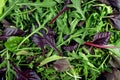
[0,0,6,15]
[40,55,66,66]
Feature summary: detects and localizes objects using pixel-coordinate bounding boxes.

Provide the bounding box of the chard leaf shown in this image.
[53,59,70,72]
[9,60,41,80]
[40,55,65,66]
[93,32,110,45]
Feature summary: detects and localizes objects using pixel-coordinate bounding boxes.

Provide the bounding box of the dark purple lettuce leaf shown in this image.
[62,41,78,51]
[9,60,41,80]
[0,27,25,41]
[31,27,63,56]
[92,32,110,45]
[53,59,70,72]
[109,13,120,30]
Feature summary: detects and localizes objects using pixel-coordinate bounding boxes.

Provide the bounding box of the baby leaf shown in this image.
[31,27,63,56]
[109,13,120,30]
[9,60,41,80]
[92,32,110,45]
[0,27,25,41]
[53,59,70,72]
[62,41,78,51]
[40,55,65,66]
[4,36,24,52]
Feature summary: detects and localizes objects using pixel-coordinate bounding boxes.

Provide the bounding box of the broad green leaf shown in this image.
[4,36,24,52]
[40,55,66,66]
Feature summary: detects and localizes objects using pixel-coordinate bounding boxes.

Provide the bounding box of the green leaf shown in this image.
[40,55,66,66]
[0,0,6,15]
[16,0,56,7]
[4,36,24,52]
[108,39,120,57]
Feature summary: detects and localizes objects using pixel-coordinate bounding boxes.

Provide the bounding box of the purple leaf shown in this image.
[101,68,120,80]
[109,13,120,30]
[0,27,25,41]
[31,27,63,56]
[53,59,70,72]
[9,60,41,80]
[98,0,120,11]
[62,41,78,51]
[107,0,120,11]
[92,32,110,45]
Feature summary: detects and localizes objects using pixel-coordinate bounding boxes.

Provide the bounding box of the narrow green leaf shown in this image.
[40,55,66,66]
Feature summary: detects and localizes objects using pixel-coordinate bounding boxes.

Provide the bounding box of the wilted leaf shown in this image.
[53,59,70,72]
[109,13,120,30]
[9,60,41,80]
[92,32,110,45]
[40,55,65,66]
